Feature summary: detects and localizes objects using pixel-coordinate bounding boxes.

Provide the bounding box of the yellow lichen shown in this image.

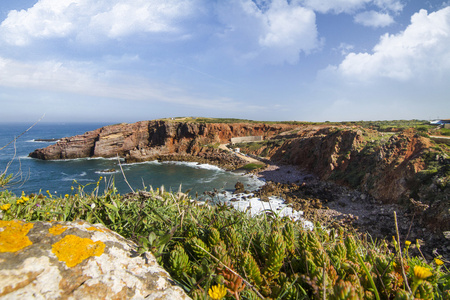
[48,224,67,235]
[86,226,104,232]
[52,235,105,267]
[0,220,33,253]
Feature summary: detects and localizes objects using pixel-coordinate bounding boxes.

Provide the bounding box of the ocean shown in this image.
[0,122,264,199]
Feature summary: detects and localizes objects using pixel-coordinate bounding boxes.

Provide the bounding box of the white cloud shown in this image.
[336,7,450,81]
[0,0,195,45]
[373,0,404,12]
[354,11,395,27]
[300,0,403,14]
[0,55,249,111]
[215,0,319,64]
[336,43,355,55]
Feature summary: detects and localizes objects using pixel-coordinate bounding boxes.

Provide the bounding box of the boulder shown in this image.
[234,181,245,193]
[0,220,190,299]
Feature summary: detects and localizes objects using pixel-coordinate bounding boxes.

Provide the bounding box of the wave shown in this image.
[223,193,313,229]
[61,171,91,182]
[30,156,123,162]
[18,155,33,160]
[162,161,224,171]
[26,139,60,143]
[122,159,224,171]
[95,170,119,175]
[121,160,159,166]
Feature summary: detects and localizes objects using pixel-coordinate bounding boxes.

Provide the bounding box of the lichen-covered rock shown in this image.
[0,220,190,299]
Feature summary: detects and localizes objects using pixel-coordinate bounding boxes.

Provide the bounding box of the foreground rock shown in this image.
[0,220,190,299]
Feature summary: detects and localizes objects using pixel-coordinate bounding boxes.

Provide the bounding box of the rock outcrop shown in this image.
[29,120,297,170]
[0,219,190,299]
[245,127,450,232]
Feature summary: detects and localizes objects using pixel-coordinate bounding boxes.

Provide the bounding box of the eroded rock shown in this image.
[0,220,190,299]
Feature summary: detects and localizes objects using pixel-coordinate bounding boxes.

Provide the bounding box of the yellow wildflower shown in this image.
[16,199,24,204]
[435,258,444,266]
[405,240,411,247]
[208,284,227,300]
[65,194,69,198]
[392,236,397,247]
[21,196,29,202]
[414,265,432,280]
[0,203,11,211]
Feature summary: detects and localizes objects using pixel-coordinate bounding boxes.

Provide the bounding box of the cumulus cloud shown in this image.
[215,0,319,64]
[354,11,395,27]
[0,0,195,45]
[335,7,450,81]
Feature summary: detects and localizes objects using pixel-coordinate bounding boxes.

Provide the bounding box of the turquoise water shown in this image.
[0,122,262,198]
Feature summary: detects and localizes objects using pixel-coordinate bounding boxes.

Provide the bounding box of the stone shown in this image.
[0,220,190,299]
[234,181,245,193]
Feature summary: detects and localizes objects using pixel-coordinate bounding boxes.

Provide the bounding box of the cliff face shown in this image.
[252,127,439,202]
[245,127,450,231]
[29,120,297,169]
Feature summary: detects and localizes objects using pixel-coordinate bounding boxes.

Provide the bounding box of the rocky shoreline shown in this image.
[28,119,450,261]
[249,163,450,261]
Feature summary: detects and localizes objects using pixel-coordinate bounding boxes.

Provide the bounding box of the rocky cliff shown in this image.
[240,126,450,231]
[29,120,297,169]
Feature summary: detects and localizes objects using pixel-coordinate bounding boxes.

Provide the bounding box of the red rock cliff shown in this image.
[244,126,449,231]
[29,120,297,168]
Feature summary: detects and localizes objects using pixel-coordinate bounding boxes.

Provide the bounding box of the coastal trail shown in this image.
[219,143,262,164]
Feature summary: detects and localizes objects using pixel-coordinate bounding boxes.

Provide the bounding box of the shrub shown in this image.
[1,182,448,299]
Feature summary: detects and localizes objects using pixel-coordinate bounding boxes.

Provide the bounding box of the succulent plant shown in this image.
[241,251,262,286]
[264,230,286,279]
[169,244,191,280]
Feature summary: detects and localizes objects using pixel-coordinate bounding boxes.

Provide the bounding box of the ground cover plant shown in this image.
[1,178,449,300]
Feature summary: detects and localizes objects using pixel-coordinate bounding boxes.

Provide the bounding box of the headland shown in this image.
[29,117,450,257]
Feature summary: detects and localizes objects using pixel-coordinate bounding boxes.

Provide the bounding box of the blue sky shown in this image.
[0,0,449,123]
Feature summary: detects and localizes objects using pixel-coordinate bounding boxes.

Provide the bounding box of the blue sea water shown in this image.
[0,122,263,199]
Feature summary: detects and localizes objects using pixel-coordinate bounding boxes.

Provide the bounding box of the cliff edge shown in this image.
[29,120,297,170]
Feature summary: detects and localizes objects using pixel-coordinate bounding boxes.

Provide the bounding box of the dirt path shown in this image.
[219,143,262,164]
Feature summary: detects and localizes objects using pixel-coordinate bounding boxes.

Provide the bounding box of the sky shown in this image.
[0,0,449,123]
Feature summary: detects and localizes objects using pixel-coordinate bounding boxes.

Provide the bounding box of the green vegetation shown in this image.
[240,162,265,171]
[231,139,287,157]
[438,128,450,136]
[1,179,448,299]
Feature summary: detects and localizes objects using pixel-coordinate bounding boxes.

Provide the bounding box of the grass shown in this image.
[439,128,450,136]
[240,163,266,171]
[1,178,449,300]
